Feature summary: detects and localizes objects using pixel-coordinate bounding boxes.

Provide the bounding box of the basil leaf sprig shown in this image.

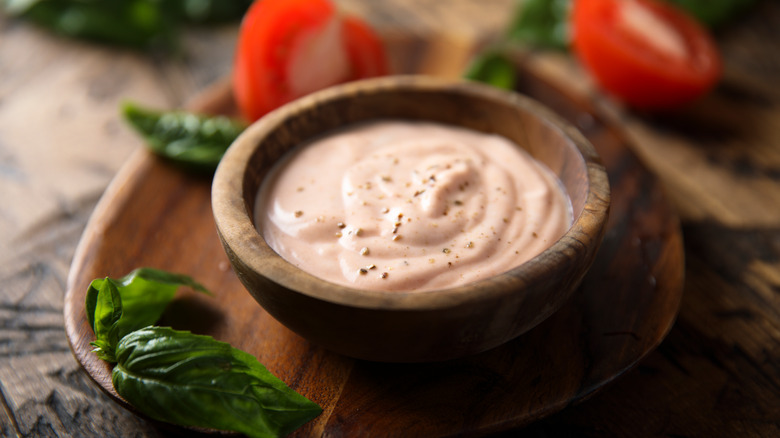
[88,280,125,363]
[663,0,758,28]
[2,0,252,49]
[464,0,568,90]
[121,102,247,173]
[505,0,571,51]
[464,50,518,91]
[3,0,177,49]
[86,267,211,362]
[115,327,322,438]
[85,268,322,437]
[167,0,254,24]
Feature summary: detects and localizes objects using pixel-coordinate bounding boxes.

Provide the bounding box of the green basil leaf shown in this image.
[115,267,211,294]
[464,50,517,90]
[89,279,123,362]
[5,0,177,49]
[122,102,247,173]
[3,0,251,48]
[113,327,322,438]
[164,0,253,24]
[663,0,758,28]
[86,268,211,362]
[505,0,571,50]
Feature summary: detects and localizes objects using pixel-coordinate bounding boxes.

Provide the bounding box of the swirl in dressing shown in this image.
[256,121,572,291]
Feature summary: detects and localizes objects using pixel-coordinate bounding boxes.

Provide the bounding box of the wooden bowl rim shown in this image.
[212,75,610,310]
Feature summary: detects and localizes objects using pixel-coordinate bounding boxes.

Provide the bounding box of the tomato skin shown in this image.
[233,0,388,122]
[234,0,333,122]
[572,0,721,110]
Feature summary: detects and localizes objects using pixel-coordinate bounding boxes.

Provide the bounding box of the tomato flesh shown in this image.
[572,0,721,110]
[233,0,388,121]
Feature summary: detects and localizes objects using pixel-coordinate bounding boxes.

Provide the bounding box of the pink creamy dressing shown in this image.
[256,121,573,291]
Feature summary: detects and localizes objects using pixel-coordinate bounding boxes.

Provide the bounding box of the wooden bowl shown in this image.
[212,76,610,362]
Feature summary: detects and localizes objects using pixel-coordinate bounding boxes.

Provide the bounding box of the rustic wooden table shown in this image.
[1,1,779,436]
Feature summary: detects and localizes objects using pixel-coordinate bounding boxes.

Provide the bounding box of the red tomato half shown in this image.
[572,0,721,110]
[233,0,389,121]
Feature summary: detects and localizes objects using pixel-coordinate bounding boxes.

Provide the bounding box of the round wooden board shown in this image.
[64,69,684,436]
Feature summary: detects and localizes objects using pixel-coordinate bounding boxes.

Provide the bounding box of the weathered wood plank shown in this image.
[0,193,162,436]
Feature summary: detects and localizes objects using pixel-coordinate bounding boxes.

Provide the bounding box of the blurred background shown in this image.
[1,0,778,436]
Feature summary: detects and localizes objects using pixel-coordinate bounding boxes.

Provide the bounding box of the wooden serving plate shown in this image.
[64,68,684,436]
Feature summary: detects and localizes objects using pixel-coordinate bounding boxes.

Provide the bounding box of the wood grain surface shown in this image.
[2,0,780,437]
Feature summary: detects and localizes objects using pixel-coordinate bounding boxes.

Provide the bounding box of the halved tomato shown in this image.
[233,0,389,122]
[572,0,722,110]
